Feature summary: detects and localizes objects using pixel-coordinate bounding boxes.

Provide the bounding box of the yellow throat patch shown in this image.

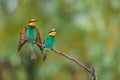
[29,22,36,26]
[49,32,56,36]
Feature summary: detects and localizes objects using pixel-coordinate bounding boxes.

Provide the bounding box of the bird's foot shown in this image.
[22,39,36,44]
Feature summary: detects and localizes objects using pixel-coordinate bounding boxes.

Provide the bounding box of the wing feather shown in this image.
[35,28,43,53]
[18,27,27,52]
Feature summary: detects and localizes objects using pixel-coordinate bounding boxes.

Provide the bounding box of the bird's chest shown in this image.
[26,27,36,41]
[44,36,55,48]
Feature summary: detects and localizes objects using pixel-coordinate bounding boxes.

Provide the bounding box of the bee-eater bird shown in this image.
[18,19,43,60]
[43,29,56,61]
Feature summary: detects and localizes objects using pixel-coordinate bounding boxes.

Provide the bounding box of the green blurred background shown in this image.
[0,0,120,80]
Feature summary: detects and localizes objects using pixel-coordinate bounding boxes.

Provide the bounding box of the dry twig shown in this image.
[51,49,97,80]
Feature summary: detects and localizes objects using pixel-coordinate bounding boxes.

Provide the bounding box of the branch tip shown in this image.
[51,48,97,80]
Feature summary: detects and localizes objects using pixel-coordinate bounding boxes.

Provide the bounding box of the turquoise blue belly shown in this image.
[44,36,55,49]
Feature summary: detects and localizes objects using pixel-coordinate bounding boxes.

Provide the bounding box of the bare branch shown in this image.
[51,48,97,80]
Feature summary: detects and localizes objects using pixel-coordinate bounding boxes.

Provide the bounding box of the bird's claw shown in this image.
[22,39,36,44]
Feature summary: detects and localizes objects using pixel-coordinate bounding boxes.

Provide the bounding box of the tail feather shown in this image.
[43,54,47,62]
[29,43,37,61]
[31,52,37,61]
[43,48,48,62]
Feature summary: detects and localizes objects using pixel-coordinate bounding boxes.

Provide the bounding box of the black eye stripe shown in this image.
[31,21,35,22]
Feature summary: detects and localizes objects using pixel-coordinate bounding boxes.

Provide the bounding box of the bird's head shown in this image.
[28,19,37,27]
[48,29,56,36]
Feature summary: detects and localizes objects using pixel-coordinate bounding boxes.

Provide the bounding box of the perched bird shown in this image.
[18,19,43,60]
[43,29,56,61]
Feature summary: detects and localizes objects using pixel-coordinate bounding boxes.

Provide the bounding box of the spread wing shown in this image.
[35,28,43,53]
[18,27,27,52]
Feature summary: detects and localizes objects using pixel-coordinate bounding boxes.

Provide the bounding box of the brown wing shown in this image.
[35,28,43,53]
[18,27,27,52]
